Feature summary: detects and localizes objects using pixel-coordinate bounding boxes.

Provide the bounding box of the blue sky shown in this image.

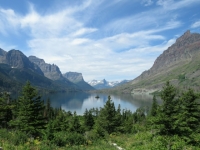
[0,0,200,81]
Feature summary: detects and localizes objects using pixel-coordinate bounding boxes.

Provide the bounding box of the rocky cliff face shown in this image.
[29,56,63,81]
[63,72,95,90]
[108,30,200,93]
[0,49,43,75]
[0,48,6,63]
[63,72,84,83]
[133,30,200,84]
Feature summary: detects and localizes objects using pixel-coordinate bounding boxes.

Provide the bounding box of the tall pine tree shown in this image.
[155,81,178,135]
[150,95,158,117]
[83,109,94,130]
[176,89,200,143]
[10,81,46,137]
[95,96,121,135]
[0,92,13,128]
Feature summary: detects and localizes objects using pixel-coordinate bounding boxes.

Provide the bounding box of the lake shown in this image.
[42,92,160,115]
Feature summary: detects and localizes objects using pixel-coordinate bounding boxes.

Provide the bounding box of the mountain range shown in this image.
[87,79,130,89]
[1,30,200,93]
[0,49,94,92]
[108,30,200,94]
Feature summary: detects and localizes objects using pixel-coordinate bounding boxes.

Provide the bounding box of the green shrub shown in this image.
[10,130,28,146]
[52,132,86,146]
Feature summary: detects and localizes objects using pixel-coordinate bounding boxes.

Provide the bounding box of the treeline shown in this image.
[0,81,200,149]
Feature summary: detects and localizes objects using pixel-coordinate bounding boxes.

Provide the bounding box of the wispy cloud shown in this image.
[0,8,21,36]
[191,20,200,28]
[142,0,154,6]
[0,0,199,81]
[156,0,200,10]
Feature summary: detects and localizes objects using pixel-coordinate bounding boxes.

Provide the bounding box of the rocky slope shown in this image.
[29,56,63,80]
[63,72,94,90]
[110,30,200,93]
[0,49,43,75]
[29,56,82,90]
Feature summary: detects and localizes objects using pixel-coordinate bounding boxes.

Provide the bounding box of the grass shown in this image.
[1,130,200,150]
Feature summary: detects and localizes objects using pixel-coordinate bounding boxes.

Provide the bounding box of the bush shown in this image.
[52,132,86,146]
[0,129,28,146]
[9,130,28,145]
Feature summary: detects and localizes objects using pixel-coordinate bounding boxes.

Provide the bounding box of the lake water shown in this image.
[42,92,159,115]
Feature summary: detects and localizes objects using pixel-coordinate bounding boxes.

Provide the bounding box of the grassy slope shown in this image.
[1,131,199,150]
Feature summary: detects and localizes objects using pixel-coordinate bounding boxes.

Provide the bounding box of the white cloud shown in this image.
[26,28,176,81]
[191,21,200,28]
[156,0,200,10]
[142,0,154,6]
[0,0,196,81]
[0,8,21,35]
[72,28,98,37]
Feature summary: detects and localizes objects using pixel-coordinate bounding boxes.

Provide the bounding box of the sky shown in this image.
[0,0,200,82]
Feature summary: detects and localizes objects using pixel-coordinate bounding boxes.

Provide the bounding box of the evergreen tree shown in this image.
[52,109,69,132]
[150,95,158,117]
[69,112,82,133]
[176,89,200,143]
[155,81,178,135]
[10,81,46,137]
[83,109,94,130]
[44,98,52,121]
[95,96,120,134]
[0,92,13,128]
[115,104,122,132]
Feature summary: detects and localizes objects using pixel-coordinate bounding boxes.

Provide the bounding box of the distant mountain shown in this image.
[109,30,200,94]
[0,49,81,92]
[63,72,95,90]
[115,80,131,87]
[0,49,43,75]
[29,56,63,80]
[87,79,130,89]
[28,56,78,89]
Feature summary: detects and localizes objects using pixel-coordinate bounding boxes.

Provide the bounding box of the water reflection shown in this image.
[43,92,159,115]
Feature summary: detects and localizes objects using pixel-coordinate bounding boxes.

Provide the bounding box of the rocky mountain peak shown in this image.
[132,30,200,85]
[29,56,63,81]
[0,48,7,56]
[0,48,7,63]
[6,50,31,68]
[63,72,84,83]
[176,30,191,43]
[29,56,45,65]
[0,49,43,75]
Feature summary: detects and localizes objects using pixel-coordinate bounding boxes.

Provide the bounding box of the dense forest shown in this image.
[0,81,200,149]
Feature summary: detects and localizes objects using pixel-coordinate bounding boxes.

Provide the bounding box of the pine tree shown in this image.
[176,89,200,143]
[44,98,53,121]
[115,104,123,132]
[69,112,82,133]
[155,81,177,135]
[83,109,94,130]
[0,92,13,128]
[9,81,46,137]
[52,109,69,132]
[95,96,119,134]
[150,95,158,117]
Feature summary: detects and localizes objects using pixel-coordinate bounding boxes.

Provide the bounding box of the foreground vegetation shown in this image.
[0,81,200,149]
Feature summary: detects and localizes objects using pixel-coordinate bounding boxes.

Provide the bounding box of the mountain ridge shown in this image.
[107,30,200,93]
[63,72,95,90]
[0,49,92,92]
